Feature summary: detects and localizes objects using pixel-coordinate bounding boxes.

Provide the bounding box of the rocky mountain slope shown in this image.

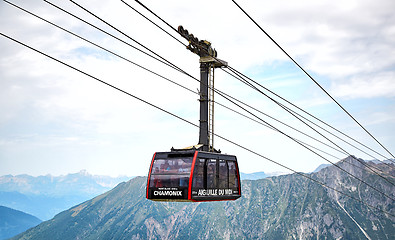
[12,157,395,239]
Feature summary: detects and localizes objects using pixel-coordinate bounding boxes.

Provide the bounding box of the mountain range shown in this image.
[0,169,277,221]
[0,170,131,220]
[10,156,394,239]
[0,206,41,240]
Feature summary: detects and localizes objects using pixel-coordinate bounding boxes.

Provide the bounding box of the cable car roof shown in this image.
[171,144,221,153]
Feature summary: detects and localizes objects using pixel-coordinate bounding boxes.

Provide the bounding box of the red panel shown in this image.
[146,153,157,199]
[187,151,198,200]
[235,161,242,196]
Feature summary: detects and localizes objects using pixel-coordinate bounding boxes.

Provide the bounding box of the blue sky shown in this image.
[1,0,394,177]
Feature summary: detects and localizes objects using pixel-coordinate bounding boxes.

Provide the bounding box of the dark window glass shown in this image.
[192,159,205,188]
[219,160,228,188]
[207,160,217,188]
[228,161,238,188]
[192,159,239,191]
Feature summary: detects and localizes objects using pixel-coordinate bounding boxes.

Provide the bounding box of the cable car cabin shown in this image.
[146,150,241,202]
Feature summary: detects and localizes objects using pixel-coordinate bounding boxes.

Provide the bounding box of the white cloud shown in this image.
[0,0,394,176]
[334,71,395,99]
[245,0,395,100]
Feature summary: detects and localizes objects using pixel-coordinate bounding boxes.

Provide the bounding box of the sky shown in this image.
[0,0,394,177]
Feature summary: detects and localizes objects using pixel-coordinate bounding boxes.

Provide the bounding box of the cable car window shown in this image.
[151,158,192,174]
[219,160,228,188]
[149,157,193,188]
[228,161,238,188]
[207,160,217,188]
[192,159,205,188]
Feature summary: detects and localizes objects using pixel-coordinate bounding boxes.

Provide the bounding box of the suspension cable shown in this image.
[226,66,395,186]
[5,0,345,165]
[128,0,394,165]
[227,66,395,168]
[1,31,393,217]
[118,0,395,187]
[231,0,395,160]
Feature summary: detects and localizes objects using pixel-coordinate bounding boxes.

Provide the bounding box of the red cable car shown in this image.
[146,26,241,202]
[146,146,241,201]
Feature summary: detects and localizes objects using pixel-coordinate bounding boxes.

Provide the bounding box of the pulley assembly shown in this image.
[178,25,217,58]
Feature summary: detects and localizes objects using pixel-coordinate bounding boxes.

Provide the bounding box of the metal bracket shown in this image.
[178,25,217,58]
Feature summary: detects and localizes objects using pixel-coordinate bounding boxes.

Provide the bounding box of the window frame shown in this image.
[149,157,193,188]
[192,158,237,190]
